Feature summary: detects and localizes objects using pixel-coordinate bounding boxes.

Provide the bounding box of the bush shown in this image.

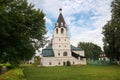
[66,61,71,66]
[7,65,14,70]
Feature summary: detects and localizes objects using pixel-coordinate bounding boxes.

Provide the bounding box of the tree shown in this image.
[0,0,46,66]
[34,56,41,66]
[78,42,102,60]
[102,0,120,62]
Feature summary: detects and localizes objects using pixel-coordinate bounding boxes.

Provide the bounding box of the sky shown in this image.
[28,0,113,49]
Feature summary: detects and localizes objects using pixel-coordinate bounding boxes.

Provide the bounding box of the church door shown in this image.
[63,62,66,65]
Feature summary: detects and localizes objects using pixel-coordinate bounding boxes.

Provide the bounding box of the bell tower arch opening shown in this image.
[56,28,58,34]
[61,28,64,34]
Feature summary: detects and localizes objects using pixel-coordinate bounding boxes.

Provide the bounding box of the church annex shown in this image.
[41,8,86,66]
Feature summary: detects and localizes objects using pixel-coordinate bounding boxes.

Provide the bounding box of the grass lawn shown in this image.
[24,65,120,80]
[0,68,25,80]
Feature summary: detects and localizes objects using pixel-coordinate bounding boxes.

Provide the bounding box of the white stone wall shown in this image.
[41,57,86,66]
[53,50,71,57]
[52,26,71,57]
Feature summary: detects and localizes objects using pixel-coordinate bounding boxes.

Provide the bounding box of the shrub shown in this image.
[66,61,71,66]
[7,65,14,70]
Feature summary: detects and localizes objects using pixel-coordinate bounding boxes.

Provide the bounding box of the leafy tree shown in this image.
[78,42,102,60]
[0,0,46,66]
[34,56,41,66]
[102,0,120,62]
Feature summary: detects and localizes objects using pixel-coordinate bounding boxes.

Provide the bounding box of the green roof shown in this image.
[42,45,54,57]
[71,45,83,51]
[42,49,54,57]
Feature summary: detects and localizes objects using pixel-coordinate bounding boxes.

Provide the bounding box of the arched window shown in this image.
[61,28,64,34]
[63,52,67,56]
[56,28,58,34]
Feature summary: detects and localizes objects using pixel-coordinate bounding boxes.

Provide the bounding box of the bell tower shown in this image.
[52,8,71,57]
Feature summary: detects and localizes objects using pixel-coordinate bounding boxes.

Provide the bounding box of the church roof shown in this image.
[42,45,54,57]
[56,8,66,28]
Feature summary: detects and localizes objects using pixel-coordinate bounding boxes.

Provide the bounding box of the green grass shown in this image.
[0,68,25,80]
[0,63,11,67]
[24,65,120,80]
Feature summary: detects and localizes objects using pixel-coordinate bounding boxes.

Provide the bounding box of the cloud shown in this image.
[28,0,113,49]
[44,16,52,26]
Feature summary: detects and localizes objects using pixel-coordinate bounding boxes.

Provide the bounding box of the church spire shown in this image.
[56,8,66,28]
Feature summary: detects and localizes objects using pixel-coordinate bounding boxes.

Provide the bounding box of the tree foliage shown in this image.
[0,0,46,66]
[78,42,102,60]
[102,0,120,61]
[34,56,41,66]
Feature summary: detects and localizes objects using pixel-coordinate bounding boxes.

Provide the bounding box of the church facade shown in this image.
[41,9,86,66]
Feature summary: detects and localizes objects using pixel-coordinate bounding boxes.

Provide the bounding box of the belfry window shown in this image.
[56,28,58,34]
[61,28,64,34]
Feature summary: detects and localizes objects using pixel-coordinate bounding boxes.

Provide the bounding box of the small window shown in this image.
[65,45,66,47]
[58,53,60,56]
[59,45,61,47]
[58,62,60,65]
[64,39,66,41]
[61,28,64,34]
[49,62,51,65]
[63,52,67,56]
[59,38,60,41]
[56,28,58,34]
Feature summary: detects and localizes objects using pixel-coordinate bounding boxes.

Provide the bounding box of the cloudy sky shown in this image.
[28,0,113,49]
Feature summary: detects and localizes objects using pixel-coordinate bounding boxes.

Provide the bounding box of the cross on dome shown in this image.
[59,8,62,13]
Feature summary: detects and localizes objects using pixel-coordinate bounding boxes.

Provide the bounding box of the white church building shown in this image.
[41,8,86,66]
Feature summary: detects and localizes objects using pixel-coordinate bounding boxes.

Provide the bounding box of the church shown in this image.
[41,8,86,66]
